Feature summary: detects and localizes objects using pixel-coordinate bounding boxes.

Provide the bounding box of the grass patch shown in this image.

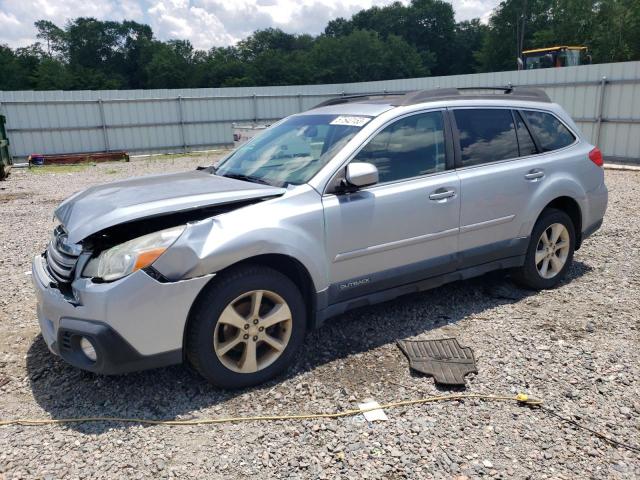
[29,163,95,174]
[132,149,232,162]
[0,191,31,203]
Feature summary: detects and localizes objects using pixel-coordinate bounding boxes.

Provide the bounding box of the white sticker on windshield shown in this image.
[330,116,371,127]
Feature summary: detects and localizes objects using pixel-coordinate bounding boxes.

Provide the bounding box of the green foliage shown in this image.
[0,0,638,91]
[451,20,489,75]
[145,40,194,89]
[477,0,640,72]
[309,30,425,83]
[0,45,32,90]
[591,0,640,62]
[325,0,456,75]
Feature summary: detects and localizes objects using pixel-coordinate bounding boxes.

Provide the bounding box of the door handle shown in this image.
[524,169,545,181]
[429,189,456,201]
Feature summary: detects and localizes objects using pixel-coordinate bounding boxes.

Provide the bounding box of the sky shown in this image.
[0,0,499,50]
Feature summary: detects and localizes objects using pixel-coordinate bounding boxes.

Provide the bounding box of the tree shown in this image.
[145,40,194,89]
[531,0,597,48]
[31,58,73,89]
[405,0,457,75]
[591,0,640,62]
[193,47,252,87]
[35,20,65,57]
[1,5,639,93]
[323,0,454,75]
[477,0,640,71]
[309,30,424,84]
[450,20,488,74]
[476,0,554,72]
[0,45,31,90]
[382,34,429,79]
[324,17,353,37]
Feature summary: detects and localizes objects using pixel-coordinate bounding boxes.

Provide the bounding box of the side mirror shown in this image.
[345,162,378,188]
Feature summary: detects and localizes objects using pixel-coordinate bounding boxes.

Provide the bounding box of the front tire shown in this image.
[186,265,307,389]
[513,208,576,290]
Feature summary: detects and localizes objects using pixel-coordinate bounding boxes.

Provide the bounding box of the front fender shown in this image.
[152,186,329,291]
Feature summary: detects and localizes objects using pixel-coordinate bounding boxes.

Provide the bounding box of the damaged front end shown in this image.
[34,169,287,373]
[45,193,281,289]
[77,197,274,284]
[45,168,286,287]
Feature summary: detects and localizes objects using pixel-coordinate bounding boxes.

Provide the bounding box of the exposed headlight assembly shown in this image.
[83,225,185,281]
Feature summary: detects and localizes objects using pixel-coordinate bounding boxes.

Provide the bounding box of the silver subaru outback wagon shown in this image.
[32,87,608,388]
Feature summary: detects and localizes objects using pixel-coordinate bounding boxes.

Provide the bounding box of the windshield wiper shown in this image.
[218,172,273,186]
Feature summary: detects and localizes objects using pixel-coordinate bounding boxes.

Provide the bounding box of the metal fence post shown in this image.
[595,76,607,147]
[297,93,303,112]
[252,94,258,123]
[177,95,187,152]
[97,98,110,152]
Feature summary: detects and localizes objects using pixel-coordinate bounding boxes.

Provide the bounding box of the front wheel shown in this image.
[513,208,576,290]
[186,265,307,388]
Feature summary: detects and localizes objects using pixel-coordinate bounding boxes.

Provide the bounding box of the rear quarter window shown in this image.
[521,110,575,152]
[453,109,519,167]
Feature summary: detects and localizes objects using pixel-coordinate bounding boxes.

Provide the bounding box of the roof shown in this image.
[299,101,395,117]
[311,86,551,111]
[522,46,588,54]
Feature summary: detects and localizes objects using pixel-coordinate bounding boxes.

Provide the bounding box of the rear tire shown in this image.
[513,208,576,290]
[186,265,307,389]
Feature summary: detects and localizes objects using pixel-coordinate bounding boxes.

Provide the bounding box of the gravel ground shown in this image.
[0,155,639,479]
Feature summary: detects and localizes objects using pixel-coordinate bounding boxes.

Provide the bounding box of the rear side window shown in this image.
[453,109,519,167]
[514,111,537,156]
[521,110,575,152]
[352,111,446,183]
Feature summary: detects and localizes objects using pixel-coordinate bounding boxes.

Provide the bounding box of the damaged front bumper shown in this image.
[32,254,214,375]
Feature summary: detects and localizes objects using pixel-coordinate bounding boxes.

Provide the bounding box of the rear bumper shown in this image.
[582,218,603,241]
[581,181,608,244]
[32,254,213,374]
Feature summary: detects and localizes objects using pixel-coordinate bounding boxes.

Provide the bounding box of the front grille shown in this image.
[45,225,80,285]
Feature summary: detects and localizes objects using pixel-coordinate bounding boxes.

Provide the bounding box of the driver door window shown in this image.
[352,111,446,183]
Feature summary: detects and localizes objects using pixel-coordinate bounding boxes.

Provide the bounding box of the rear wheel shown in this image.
[186,265,306,388]
[513,208,576,290]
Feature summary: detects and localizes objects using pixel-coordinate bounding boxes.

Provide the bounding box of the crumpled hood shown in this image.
[55,170,286,243]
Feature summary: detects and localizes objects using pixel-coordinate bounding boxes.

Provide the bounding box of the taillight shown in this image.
[589,147,603,167]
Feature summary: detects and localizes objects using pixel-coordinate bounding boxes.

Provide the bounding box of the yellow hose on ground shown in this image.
[0,393,540,426]
[2,392,636,454]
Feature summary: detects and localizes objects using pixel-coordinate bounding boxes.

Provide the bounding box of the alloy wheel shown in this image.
[535,223,570,279]
[213,290,293,374]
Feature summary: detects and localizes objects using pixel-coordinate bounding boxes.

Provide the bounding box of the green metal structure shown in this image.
[0,114,12,180]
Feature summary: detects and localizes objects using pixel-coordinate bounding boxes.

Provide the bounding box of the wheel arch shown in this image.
[233,254,317,325]
[182,253,318,357]
[538,196,583,248]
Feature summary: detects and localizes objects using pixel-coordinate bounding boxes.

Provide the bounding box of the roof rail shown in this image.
[396,86,551,105]
[312,86,551,109]
[312,92,404,109]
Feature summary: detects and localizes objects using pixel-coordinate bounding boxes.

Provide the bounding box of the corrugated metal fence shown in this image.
[1,61,639,162]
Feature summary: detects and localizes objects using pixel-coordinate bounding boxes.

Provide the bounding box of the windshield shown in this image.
[525,52,555,69]
[215,114,371,186]
[558,49,581,66]
[524,49,584,69]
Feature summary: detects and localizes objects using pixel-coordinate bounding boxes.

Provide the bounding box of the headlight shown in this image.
[83,225,185,281]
